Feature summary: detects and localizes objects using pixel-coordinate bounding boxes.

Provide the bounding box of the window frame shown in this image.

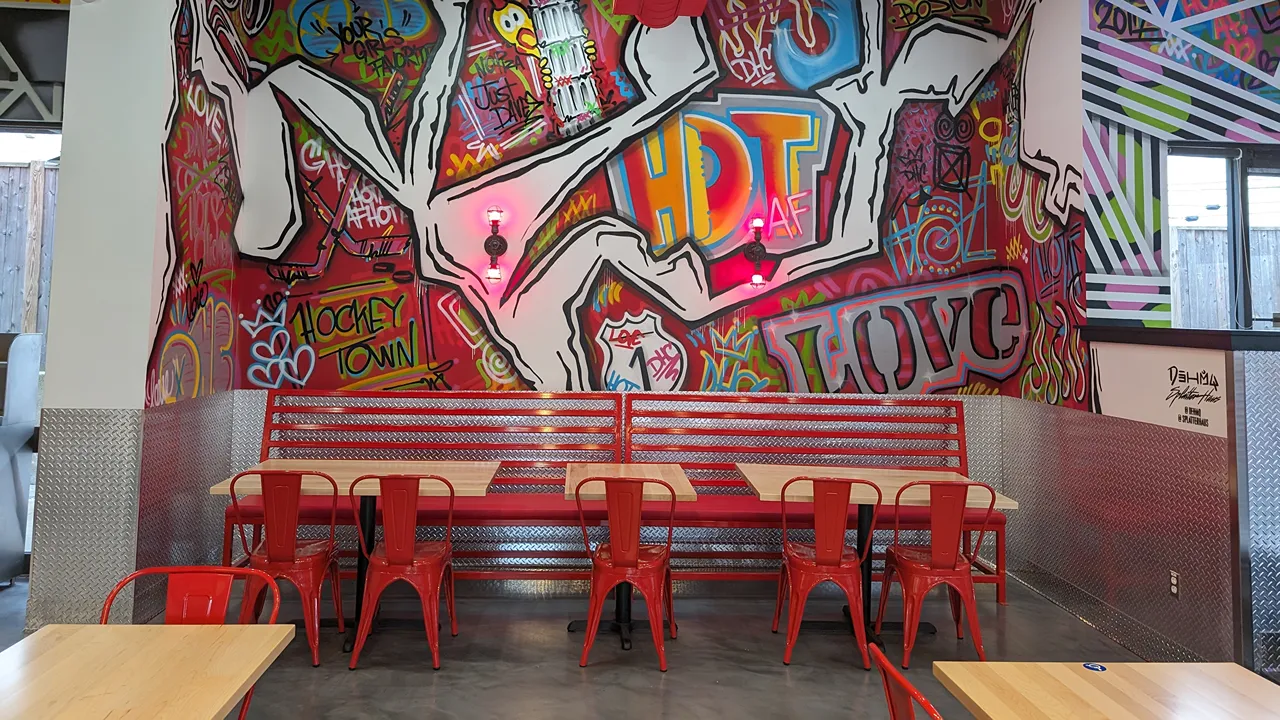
[1166,143,1275,330]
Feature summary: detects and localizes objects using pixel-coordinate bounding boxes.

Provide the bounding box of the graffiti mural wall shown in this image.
[1084,1,1280,326]
[147,0,1089,407]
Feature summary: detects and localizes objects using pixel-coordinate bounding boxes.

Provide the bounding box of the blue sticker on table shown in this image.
[1083,663,1107,672]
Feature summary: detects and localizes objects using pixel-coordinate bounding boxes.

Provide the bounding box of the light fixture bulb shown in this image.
[750,272,765,288]
[486,262,503,283]
[750,217,765,230]
[487,206,504,224]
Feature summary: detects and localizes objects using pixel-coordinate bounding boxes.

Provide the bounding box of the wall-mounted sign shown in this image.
[1092,342,1227,438]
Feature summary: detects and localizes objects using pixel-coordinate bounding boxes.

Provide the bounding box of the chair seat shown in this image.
[592,543,669,568]
[885,544,969,574]
[783,541,861,569]
[248,538,334,566]
[369,541,450,566]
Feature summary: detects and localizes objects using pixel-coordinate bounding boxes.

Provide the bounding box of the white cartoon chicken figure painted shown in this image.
[491,0,598,89]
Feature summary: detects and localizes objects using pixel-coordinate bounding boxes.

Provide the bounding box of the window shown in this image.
[1166,145,1280,331]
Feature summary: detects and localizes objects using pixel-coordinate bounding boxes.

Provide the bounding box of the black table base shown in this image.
[565,581,674,651]
[343,495,377,653]
[791,604,938,647]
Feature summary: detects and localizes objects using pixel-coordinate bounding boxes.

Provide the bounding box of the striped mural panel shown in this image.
[1083,0,1280,325]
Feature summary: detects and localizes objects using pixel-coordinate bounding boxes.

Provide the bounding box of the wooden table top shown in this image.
[566,464,698,502]
[210,459,500,497]
[736,464,1018,509]
[934,661,1280,719]
[0,624,294,720]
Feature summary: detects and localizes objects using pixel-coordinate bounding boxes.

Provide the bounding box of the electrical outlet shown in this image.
[1170,570,1180,598]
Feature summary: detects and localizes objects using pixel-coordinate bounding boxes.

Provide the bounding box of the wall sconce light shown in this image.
[484,205,508,284]
[745,217,766,289]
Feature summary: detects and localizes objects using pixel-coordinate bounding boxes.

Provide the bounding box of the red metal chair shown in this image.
[229,470,346,666]
[575,476,678,671]
[770,476,880,668]
[875,480,996,669]
[101,566,281,720]
[869,643,944,719]
[348,474,458,671]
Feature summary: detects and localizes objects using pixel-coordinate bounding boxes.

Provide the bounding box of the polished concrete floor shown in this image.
[236,580,1136,719]
[0,576,1138,718]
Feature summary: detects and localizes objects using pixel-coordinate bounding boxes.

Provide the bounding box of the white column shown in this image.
[44,0,176,410]
[28,0,178,629]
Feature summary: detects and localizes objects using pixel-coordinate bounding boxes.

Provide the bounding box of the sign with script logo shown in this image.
[1092,342,1227,438]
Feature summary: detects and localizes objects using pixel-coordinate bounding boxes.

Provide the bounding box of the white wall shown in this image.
[43,0,177,409]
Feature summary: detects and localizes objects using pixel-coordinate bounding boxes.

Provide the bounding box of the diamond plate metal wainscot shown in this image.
[231,390,267,472]
[1002,396,1233,662]
[1244,352,1280,674]
[957,396,1003,490]
[27,408,143,630]
[132,393,236,622]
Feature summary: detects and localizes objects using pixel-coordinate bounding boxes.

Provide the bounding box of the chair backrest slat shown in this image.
[260,472,303,563]
[811,479,854,566]
[605,479,645,567]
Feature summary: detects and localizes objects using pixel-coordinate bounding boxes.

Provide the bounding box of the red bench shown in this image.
[222,390,1005,602]
[221,390,623,567]
[625,393,1007,602]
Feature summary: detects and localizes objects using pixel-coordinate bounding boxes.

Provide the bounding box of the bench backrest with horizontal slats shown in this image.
[262,390,622,488]
[624,393,967,492]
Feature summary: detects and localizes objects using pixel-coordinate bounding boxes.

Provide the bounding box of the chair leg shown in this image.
[444,564,458,637]
[831,573,871,670]
[578,578,609,668]
[995,529,1007,605]
[875,565,895,634]
[299,585,322,667]
[900,578,927,670]
[349,572,392,670]
[771,565,788,634]
[782,575,813,666]
[664,567,677,640]
[948,586,964,639]
[961,581,986,661]
[238,575,266,625]
[222,521,233,567]
[236,686,254,720]
[329,559,346,634]
[416,575,442,670]
[636,576,668,672]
